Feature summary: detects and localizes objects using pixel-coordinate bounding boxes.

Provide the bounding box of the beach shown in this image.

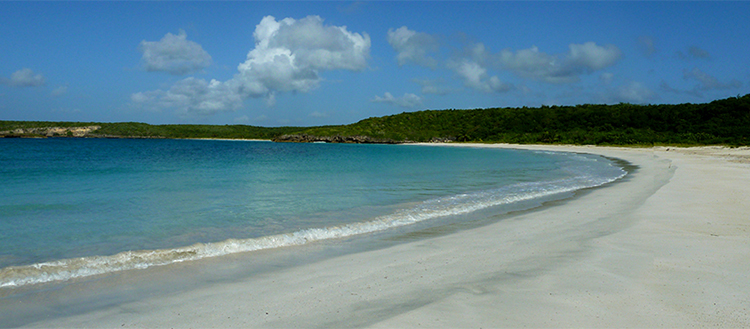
[16,144,750,328]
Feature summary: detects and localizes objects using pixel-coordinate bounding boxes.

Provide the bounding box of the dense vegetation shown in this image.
[94,122,303,139]
[0,121,302,140]
[289,94,750,146]
[2,94,749,146]
[0,121,101,131]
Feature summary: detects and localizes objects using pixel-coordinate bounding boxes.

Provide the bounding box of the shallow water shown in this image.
[0,139,626,288]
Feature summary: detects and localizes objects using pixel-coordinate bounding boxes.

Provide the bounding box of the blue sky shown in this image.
[1,1,748,127]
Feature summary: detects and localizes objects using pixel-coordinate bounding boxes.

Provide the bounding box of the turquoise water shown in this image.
[0,138,625,287]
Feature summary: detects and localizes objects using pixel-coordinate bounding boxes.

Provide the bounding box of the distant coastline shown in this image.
[3,93,749,146]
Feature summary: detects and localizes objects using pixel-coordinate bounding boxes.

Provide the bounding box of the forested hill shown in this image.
[278,94,750,146]
[2,94,749,146]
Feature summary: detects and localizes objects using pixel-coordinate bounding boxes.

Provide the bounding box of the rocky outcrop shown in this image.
[0,126,101,138]
[273,134,402,144]
[273,134,457,144]
[428,136,457,143]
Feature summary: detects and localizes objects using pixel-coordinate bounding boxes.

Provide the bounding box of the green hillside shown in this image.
[2,94,749,146]
[284,94,750,146]
[0,121,301,140]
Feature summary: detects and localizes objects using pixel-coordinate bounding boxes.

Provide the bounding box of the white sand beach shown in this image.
[24,144,750,328]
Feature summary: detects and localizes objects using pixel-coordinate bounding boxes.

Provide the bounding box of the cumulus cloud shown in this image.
[372,92,423,108]
[234,15,369,96]
[498,42,622,83]
[131,77,244,115]
[413,78,451,95]
[567,42,622,71]
[387,26,439,68]
[255,16,369,71]
[611,81,658,104]
[139,30,212,75]
[132,15,371,116]
[2,68,46,87]
[440,43,512,94]
[448,58,512,94]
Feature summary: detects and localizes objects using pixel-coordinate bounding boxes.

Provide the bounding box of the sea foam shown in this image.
[0,167,625,288]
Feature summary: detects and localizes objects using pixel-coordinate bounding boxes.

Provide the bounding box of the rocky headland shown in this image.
[0,126,101,138]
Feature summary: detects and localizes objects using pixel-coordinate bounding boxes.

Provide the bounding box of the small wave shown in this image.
[0,168,625,288]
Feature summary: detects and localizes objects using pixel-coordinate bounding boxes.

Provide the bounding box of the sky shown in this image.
[1,1,748,127]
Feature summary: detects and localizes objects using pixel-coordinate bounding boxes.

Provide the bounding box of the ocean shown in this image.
[0,138,626,289]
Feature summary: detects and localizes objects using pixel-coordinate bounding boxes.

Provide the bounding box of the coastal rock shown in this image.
[0,126,101,138]
[272,134,457,144]
[429,136,456,143]
[273,134,402,144]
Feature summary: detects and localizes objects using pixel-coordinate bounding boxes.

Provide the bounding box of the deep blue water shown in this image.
[0,138,625,287]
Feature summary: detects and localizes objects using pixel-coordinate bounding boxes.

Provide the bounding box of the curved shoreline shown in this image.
[0,145,625,290]
[9,144,750,328]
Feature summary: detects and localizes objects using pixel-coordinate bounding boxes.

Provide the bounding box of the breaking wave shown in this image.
[0,163,625,288]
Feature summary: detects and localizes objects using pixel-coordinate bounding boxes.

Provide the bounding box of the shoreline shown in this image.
[12,144,750,327]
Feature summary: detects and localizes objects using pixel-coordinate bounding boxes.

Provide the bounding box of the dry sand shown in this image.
[23,144,750,328]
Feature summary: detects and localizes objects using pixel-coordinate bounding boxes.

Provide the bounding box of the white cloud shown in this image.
[465,43,493,66]
[567,42,622,71]
[51,85,68,96]
[131,77,244,115]
[600,72,614,84]
[2,68,46,87]
[413,78,451,95]
[372,92,423,108]
[612,81,658,104]
[262,16,370,71]
[421,84,445,95]
[139,30,212,75]
[309,111,330,118]
[233,15,370,96]
[132,15,371,116]
[499,42,622,83]
[387,26,439,68]
[448,59,512,94]
[444,43,512,94]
